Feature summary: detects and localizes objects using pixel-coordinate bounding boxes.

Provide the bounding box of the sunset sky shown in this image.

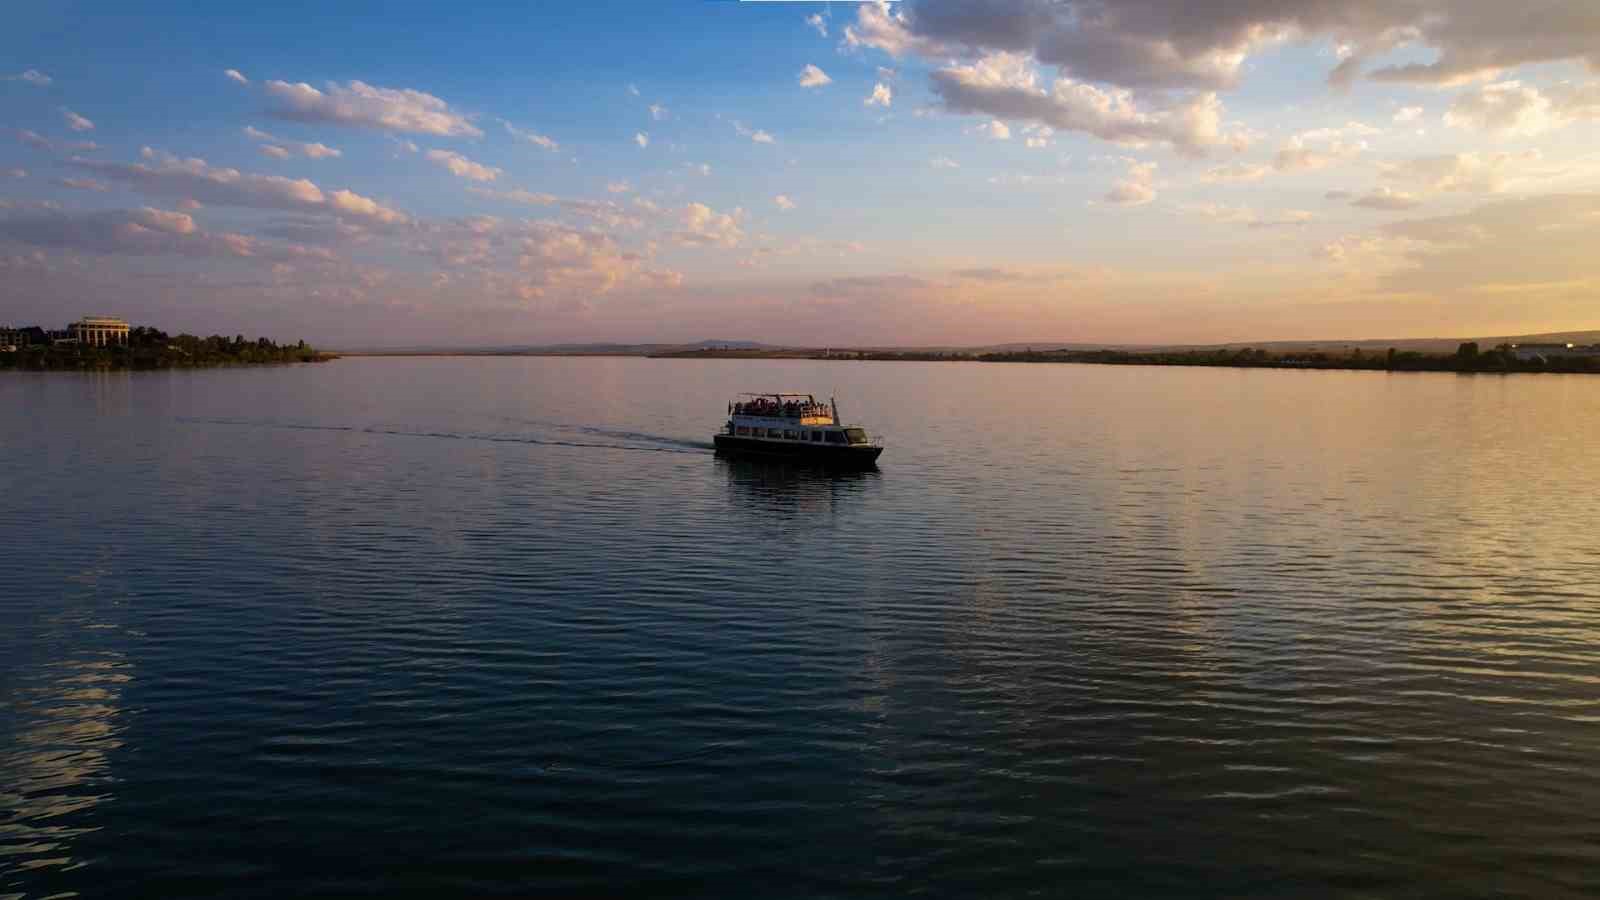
[3,0,1599,347]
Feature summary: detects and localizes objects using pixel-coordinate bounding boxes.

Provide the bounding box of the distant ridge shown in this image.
[335,331,1600,357]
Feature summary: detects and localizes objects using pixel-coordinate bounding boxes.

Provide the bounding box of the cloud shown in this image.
[865,82,894,108]
[425,149,502,182]
[56,177,108,192]
[1104,159,1157,206]
[775,194,796,210]
[733,121,775,143]
[224,69,248,85]
[1394,106,1424,123]
[981,119,1011,139]
[930,156,959,168]
[5,169,25,178]
[929,52,1243,157]
[60,108,94,132]
[649,103,669,120]
[1350,187,1422,210]
[264,79,481,137]
[799,64,833,88]
[16,129,98,154]
[467,187,557,206]
[607,182,630,194]
[242,127,343,159]
[842,0,1600,91]
[1445,79,1600,137]
[502,120,559,151]
[1181,203,1314,227]
[634,131,649,148]
[627,83,641,97]
[72,148,408,224]
[5,69,51,87]
[1379,151,1540,194]
[1202,163,1270,183]
[675,202,744,248]
[1354,194,1600,299]
[805,13,828,37]
[0,206,332,263]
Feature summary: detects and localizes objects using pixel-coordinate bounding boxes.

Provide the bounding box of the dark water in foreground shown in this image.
[3,358,1598,898]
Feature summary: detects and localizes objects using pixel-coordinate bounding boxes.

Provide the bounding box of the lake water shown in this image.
[3,357,1599,898]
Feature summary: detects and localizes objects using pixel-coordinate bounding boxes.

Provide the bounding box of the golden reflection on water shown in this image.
[0,651,129,894]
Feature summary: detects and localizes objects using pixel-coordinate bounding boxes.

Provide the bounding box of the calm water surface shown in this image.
[2,358,1598,898]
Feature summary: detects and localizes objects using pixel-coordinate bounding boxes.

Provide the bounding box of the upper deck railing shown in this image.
[729,394,834,421]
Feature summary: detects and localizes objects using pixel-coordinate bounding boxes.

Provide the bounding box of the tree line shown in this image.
[1,326,332,370]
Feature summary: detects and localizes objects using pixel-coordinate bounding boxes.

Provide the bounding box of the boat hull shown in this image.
[713,434,882,467]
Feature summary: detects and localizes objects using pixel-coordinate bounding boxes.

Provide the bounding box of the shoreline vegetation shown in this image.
[1,328,334,371]
[644,343,1600,374]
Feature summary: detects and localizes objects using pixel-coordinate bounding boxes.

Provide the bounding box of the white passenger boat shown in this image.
[713,393,883,466]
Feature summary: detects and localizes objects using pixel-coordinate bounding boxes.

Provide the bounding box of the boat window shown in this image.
[784,430,798,440]
[825,430,846,444]
[736,426,750,436]
[765,428,782,438]
[810,431,822,442]
[845,428,867,444]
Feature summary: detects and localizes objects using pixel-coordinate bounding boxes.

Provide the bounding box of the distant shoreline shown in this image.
[331,345,1600,375]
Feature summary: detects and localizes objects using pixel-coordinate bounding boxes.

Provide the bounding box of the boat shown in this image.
[713,393,883,466]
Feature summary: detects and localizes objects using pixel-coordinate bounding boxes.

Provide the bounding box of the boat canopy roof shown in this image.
[736,392,817,400]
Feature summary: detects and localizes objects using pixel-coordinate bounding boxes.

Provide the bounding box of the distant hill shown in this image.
[336,331,1599,357]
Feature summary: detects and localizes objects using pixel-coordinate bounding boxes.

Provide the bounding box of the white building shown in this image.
[68,316,130,347]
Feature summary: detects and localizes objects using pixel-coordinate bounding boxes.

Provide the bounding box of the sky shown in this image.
[3,0,1599,347]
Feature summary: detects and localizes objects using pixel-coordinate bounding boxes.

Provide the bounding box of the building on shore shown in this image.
[68,316,130,347]
[0,326,48,350]
[1510,342,1600,362]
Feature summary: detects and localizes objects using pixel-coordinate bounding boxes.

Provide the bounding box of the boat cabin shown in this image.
[724,393,874,446]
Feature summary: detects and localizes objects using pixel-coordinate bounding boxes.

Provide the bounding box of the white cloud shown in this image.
[264,79,481,137]
[243,126,342,159]
[649,103,669,120]
[1394,106,1424,123]
[15,129,98,154]
[425,149,502,182]
[805,13,828,37]
[930,156,960,169]
[1181,203,1314,227]
[502,120,560,151]
[5,168,25,178]
[799,64,833,88]
[675,202,744,248]
[6,69,52,87]
[72,148,408,224]
[634,131,649,148]
[733,121,775,143]
[61,108,94,132]
[865,82,893,107]
[56,177,108,192]
[606,181,630,194]
[775,194,796,210]
[1350,187,1423,210]
[627,83,641,97]
[0,206,333,262]
[1380,151,1542,193]
[224,69,248,85]
[982,119,1011,140]
[929,53,1244,157]
[301,142,341,160]
[1445,79,1600,137]
[1104,159,1157,206]
[1202,163,1271,183]
[467,186,557,206]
